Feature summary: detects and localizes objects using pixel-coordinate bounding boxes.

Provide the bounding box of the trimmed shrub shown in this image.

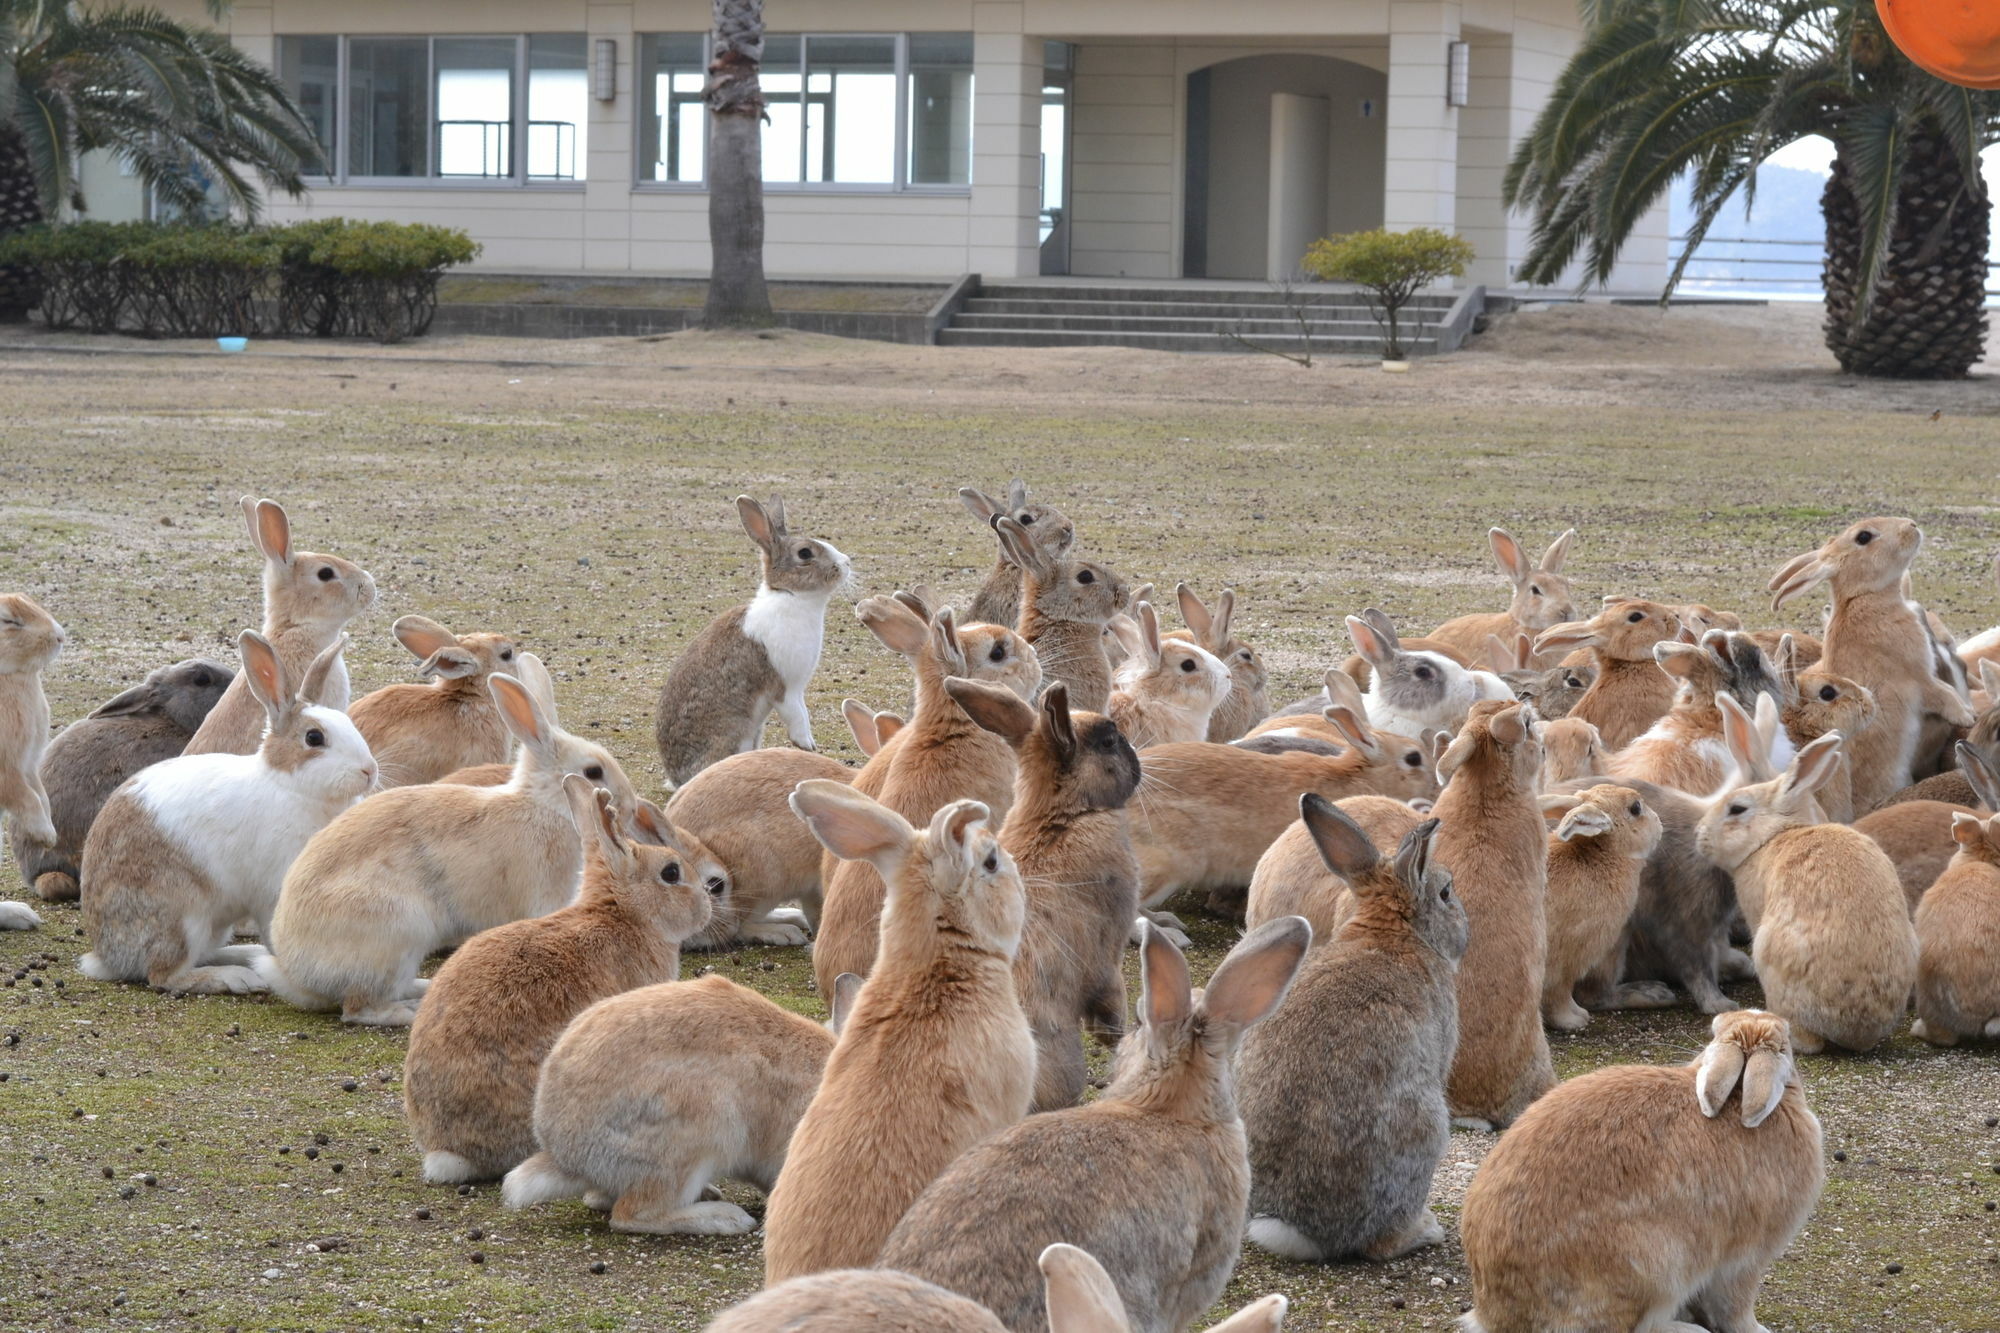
[1303,227,1475,360]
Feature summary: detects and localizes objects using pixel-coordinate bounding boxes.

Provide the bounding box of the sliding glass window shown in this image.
[637,35,706,182]
[278,35,589,186]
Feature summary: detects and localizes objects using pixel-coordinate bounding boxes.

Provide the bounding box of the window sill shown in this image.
[303,179,589,191]
[630,183,972,197]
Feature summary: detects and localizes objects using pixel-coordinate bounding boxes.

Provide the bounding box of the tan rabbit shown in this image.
[1244,794,1427,940]
[655,496,852,786]
[1537,784,1661,1031]
[764,781,1034,1282]
[505,971,859,1233]
[1882,666,2000,807]
[1532,599,1683,749]
[184,497,376,756]
[1672,603,1744,635]
[812,594,1037,994]
[1129,708,1441,942]
[1162,583,1269,742]
[960,480,1075,629]
[258,656,610,1026]
[839,697,905,758]
[1697,733,1917,1053]
[1427,527,1580,668]
[1769,517,1974,811]
[1107,601,1231,748]
[991,514,1127,712]
[0,594,66,860]
[1460,1010,1823,1333]
[1777,635,1879,825]
[1536,717,1608,791]
[1912,811,2000,1045]
[1608,631,1789,796]
[1854,742,2000,910]
[1437,701,1554,1130]
[403,780,717,1183]
[879,918,1311,1333]
[347,616,519,787]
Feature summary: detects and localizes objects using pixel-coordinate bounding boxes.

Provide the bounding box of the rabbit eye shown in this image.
[1414,665,1433,680]
[705,875,726,896]
[500,649,513,661]
[661,863,681,884]
[1077,570,1095,585]
[304,728,325,748]
[1405,751,1422,766]
[1728,802,1748,816]
[1018,513,1035,525]
[1530,585,1541,596]
[1627,610,1644,623]
[1240,651,1252,662]
[1819,684,1837,701]
[317,567,336,582]
[1179,659,1196,673]
[1855,530,1874,546]
[798,547,814,560]
[988,642,1006,663]
[1629,802,1642,816]
[1438,885,1451,902]
[982,852,999,873]
[1567,674,1585,687]
[584,764,604,780]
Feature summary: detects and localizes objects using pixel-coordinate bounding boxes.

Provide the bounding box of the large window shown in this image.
[279,35,590,185]
[636,32,972,190]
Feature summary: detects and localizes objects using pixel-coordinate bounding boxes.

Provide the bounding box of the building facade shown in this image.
[149,0,1668,291]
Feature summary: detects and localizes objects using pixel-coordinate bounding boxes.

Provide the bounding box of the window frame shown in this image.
[281,34,588,191]
[630,30,972,197]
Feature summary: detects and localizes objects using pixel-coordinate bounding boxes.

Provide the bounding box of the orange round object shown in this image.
[1877,0,2000,89]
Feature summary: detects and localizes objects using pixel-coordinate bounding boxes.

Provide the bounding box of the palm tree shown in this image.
[702,0,773,327]
[1505,0,1999,379]
[0,0,319,318]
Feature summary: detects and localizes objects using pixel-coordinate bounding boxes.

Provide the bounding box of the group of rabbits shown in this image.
[2,483,1997,1333]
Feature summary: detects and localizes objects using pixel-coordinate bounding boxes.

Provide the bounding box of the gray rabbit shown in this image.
[1236,798,1466,1262]
[12,658,231,901]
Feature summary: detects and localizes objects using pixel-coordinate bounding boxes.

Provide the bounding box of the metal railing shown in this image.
[1670,234,2000,298]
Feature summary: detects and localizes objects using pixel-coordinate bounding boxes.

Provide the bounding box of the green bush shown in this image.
[1,218,478,342]
[1303,227,1475,360]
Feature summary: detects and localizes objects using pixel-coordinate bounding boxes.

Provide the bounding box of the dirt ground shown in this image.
[0,303,1997,1333]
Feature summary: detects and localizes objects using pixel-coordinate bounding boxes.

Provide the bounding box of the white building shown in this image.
[147,0,1667,291]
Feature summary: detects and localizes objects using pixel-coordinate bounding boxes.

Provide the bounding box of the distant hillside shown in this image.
[1669,165,1827,291]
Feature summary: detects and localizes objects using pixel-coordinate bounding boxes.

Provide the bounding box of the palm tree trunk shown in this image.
[0,123,47,322]
[1822,131,1990,379]
[703,0,774,328]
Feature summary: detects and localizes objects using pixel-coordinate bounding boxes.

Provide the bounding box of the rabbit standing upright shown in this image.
[1459,1010,1823,1333]
[1532,599,1684,749]
[1163,583,1269,742]
[1107,601,1231,748]
[655,496,852,786]
[79,633,374,992]
[960,480,1074,629]
[989,514,1127,711]
[1536,784,1661,1031]
[184,497,375,756]
[1237,802,1465,1263]
[12,658,229,903]
[0,594,67,917]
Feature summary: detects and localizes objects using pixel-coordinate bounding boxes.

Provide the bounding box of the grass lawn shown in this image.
[0,306,1996,1332]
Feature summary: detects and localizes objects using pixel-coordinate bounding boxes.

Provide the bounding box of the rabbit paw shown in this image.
[19,815,56,847]
[0,900,42,931]
[1910,1019,1957,1047]
[1451,1117,1496,1133]
[740,919,809,948]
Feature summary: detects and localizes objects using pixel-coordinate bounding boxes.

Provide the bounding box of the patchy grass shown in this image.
[0,318,1997,1332]
[437,276,944,313]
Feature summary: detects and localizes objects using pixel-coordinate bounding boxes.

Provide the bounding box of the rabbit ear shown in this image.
[1300,793,1379,880]
[1391,816,1442,887]
[1768,549,1831,610]
[1781,731,1843,803]
[1717,693,1758,773]
[1483,634,1513,673]
[790,779,915,878]
[1773,634,1799,697]
[1538,793,1583,819]
[392,615,458,661]
[628,797,692,856]
[1137,601,1162,666]
[1125,583,1155,616]
[1540,528,1576,573]
[736,495,777,552]
[959,487,1004,523]
[1533,618,1598,657]
[1207,1295,1289,1333]
[1555,804,1614,842]
[1739,1047,1791,1128]
[856,595,932,659]
[1752,692,1781,759]
[1320,705,1382,761]
[1979,658,2000,703]
[1435,731,1477,782]
[1006,478,1031,510]
[237,630,287,722]
[1951,810,1986,849]
[563,775,631,872]
[1490,527,1530,583]
[1210,588,1237,645]
[993,515,1053,579]
[87,681,162,720]
[891,588,934,622]
[927,799,993,878]
[932,607,968,677]
[1321,667,1366,715]
[1137,919,1193,1048]
[1200,915,1310,1035]
[1105,613,1145,663]
[764,496,788,536]
[1039,1243,1128,1333]
[1957,742,2000,811]
[1487,703,1532,746]
[841,698,882,756]
[243,497,292,566]
[1653,641,1706,679]
[875,710,906,743]
[829,972,863,1034]
[1694,1030,1747,1119]
[489,673,553,751]
[418,647,480,681]
[1041,683,1077,761]
[944,678,1037,745]
[298,634,348,707]
[1176,582,1212,641]
[1346,615,1396,669]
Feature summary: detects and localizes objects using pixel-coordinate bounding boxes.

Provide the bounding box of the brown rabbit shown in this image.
[950,679,1143,1112]
[402,780,717,1183]
[812,594,1036,995]
[0,594,66,863]
[1854,743,2000,910]
[1537,785,1661,1031]
[1532,599,1683,750]
[1608,631,1787,796]
[1163,583,1269,742]
[1537,717,1608,791]
[1912,811,2000,1045]
[1880,665,2000,807]
[1483,631,1595,720]
[654,496,852,786]
[1769,517,1974,812]
[1107,601,1231,748]
[1427,527,1580,668]
[348,616,519,787]
[960,480,1074,629]
[184,498,376,756]
[1244,794,1427,940]
[1436,701,1554,1130]
[991,514,1127,712]
[764,782,1034,1282]
[1777,635,1879,825]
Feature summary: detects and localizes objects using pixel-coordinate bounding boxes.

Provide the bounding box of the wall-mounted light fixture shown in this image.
[593,38,617,101]
[1447,40,1470,107]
